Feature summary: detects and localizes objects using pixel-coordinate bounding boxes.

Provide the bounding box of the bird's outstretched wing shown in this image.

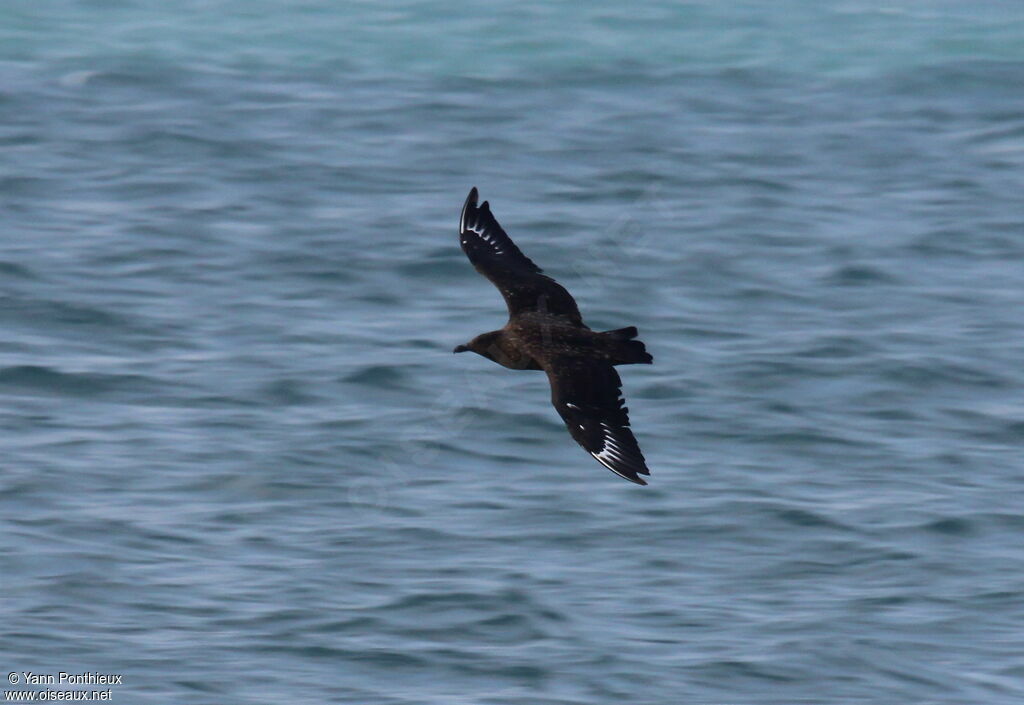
[460,187,582,324]
[544,356,650,485]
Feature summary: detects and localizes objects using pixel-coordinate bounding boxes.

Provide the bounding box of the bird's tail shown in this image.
[601,327,653,365]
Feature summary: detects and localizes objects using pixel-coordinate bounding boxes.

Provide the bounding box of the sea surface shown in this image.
[2,2,1024,703]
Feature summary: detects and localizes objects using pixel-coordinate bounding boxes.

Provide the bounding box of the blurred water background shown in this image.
[2,1,1024,703]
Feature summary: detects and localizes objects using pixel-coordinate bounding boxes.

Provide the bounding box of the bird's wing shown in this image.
[543,356,650,485]
[460,188,582,324]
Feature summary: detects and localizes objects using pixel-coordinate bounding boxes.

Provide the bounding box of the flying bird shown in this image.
[454,188,653,485]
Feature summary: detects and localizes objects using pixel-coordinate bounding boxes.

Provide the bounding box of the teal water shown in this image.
[2,2,1024,703]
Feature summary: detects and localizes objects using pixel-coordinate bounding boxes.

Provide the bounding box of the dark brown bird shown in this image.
[453,188,653,485]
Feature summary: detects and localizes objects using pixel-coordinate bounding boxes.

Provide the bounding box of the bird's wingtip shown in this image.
[461,188,479,231]
[591,452,651,486]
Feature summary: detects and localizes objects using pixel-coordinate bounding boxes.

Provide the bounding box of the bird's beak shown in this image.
[453,344,469,353]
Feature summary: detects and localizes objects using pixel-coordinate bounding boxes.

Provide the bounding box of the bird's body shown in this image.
[454,188,654,485]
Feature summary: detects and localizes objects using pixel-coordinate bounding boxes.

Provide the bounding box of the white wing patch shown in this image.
[462,221,506,256]
[589,452,636,482]
[588,422,636,481]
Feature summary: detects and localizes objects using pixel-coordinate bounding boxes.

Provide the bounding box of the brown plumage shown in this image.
[453,188,653,485]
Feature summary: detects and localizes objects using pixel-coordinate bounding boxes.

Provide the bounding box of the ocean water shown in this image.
[2,1,1024,703]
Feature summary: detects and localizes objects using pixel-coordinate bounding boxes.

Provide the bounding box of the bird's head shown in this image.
[453,331,501,362]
